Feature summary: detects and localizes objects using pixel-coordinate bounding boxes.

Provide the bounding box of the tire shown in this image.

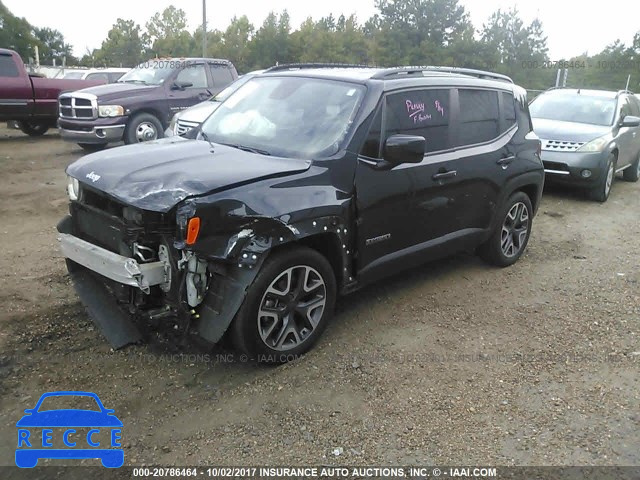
[78,143,107,152]
[622,152,640,182]
[124,113,163,144]
[478,191,533,268]
[19,122,48,136]
[230,246,337,362]
[589,154,615,202]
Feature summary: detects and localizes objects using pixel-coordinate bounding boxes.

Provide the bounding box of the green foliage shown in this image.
[92,19,146,67]
[0,0,38,60]
[33,27,76,65]
[145,6,194,57]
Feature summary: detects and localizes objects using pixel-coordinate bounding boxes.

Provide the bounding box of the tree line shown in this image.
[1,0,638,91]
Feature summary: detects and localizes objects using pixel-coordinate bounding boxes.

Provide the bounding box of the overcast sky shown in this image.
[4,0,638,59]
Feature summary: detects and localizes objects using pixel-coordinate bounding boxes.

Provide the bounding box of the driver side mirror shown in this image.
[620,115,640,127]
[383,134,426,166]
[171,81,193,90]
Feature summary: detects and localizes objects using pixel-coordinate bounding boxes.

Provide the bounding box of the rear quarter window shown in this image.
[0,54,19,77]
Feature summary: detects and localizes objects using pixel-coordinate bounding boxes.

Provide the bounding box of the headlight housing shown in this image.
[98,105,124,117]
[576,134,611,153]
[67,176,80,201]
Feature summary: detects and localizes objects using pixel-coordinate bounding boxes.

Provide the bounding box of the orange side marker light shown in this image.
[186,217,201,245]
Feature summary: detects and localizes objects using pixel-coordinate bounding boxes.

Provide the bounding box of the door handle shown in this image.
[497,155,515,167]
[432,170,457,181]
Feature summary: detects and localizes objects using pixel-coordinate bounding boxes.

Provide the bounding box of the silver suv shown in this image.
[530,88,640,202]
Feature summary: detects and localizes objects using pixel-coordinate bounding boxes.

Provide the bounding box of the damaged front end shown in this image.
[56,183,262,349]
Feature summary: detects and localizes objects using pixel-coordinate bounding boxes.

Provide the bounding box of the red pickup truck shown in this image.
[0,48,104,136]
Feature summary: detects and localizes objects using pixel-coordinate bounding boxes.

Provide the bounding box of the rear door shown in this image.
[446,87,513,232]
[166,62,212,120]
[0,52,33,120]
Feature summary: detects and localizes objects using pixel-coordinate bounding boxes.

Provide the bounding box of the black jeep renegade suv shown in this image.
[58,65,544,360]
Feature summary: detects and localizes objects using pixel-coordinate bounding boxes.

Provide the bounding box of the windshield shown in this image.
[530,93,616,126]
[200,76,366,159]
[211,75,255,103]
[118,63,175,85]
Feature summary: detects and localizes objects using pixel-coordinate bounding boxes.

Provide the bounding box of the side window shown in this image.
[625,96,640,117]
[175,64,208,89]
[209,64,234,88]
[456,89,499,147]
[109,72,125,83]
[385,89,451,153]
[86,72,108,83]
[501,91,517,133]
[0,54,19,77]
[360,107,382,159]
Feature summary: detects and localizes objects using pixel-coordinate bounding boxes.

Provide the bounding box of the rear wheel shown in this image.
[479,191,533,267]
[19,122,49,136]
[78,143,107,152]
[590,154,615,202]
[124,113,163,144]
[231,246,336,362]
[622,152,640,182]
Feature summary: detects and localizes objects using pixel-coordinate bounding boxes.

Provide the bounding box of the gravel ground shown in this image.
[0,126,638,473]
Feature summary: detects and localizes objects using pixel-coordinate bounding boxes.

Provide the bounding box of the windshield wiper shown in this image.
[221,143,271,156]
[200,131,215,150]
[120,79,148,85]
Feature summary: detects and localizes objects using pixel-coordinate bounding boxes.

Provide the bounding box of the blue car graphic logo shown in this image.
[15,391,123,468]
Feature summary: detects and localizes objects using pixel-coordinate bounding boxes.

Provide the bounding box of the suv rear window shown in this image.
[0,54,19,77]
[456,89,499,147]
[385,89,451,153]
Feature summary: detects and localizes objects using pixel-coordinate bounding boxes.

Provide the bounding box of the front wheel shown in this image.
[19,122,49,136]
[590,154,615,202]
[124,113,163,144]
[231,247,336,362]
[479,191,533,267]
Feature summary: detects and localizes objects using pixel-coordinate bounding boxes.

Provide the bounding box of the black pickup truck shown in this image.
[57,58,237,151]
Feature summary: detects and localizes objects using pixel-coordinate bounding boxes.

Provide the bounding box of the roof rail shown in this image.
[265,63,374,72]
[371,66,513,83]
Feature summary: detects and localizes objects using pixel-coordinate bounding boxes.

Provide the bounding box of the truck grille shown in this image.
[541,139,585,152]
[59,93,98,120]
[175,119,200,136]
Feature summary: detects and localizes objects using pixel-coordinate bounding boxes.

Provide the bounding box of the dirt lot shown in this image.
[0,126,638,473]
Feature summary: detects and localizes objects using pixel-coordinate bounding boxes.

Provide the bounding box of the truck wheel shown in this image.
[478,191,533,268]
[231,246,337,363]
[124,113,163,144]
[19,122,49,136]
[622,152,640,182]
[78,143,107,152]
[589,154,615,202]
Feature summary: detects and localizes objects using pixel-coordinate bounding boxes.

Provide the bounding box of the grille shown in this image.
[59,93,98,120]
[541,139,585,152]
[176,119,200,136]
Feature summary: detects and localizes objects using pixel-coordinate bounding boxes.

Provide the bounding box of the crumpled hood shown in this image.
[532,118,610,142]
[73,82,158,102]
[175,100,220,124]
[67,137,311,212]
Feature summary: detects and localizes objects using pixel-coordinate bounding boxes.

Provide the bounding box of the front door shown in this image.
[166,63,212,122]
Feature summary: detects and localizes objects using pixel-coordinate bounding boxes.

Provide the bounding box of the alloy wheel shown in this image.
[605,161,614,196]
[501,202,530,258]
[257,265,327,351]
